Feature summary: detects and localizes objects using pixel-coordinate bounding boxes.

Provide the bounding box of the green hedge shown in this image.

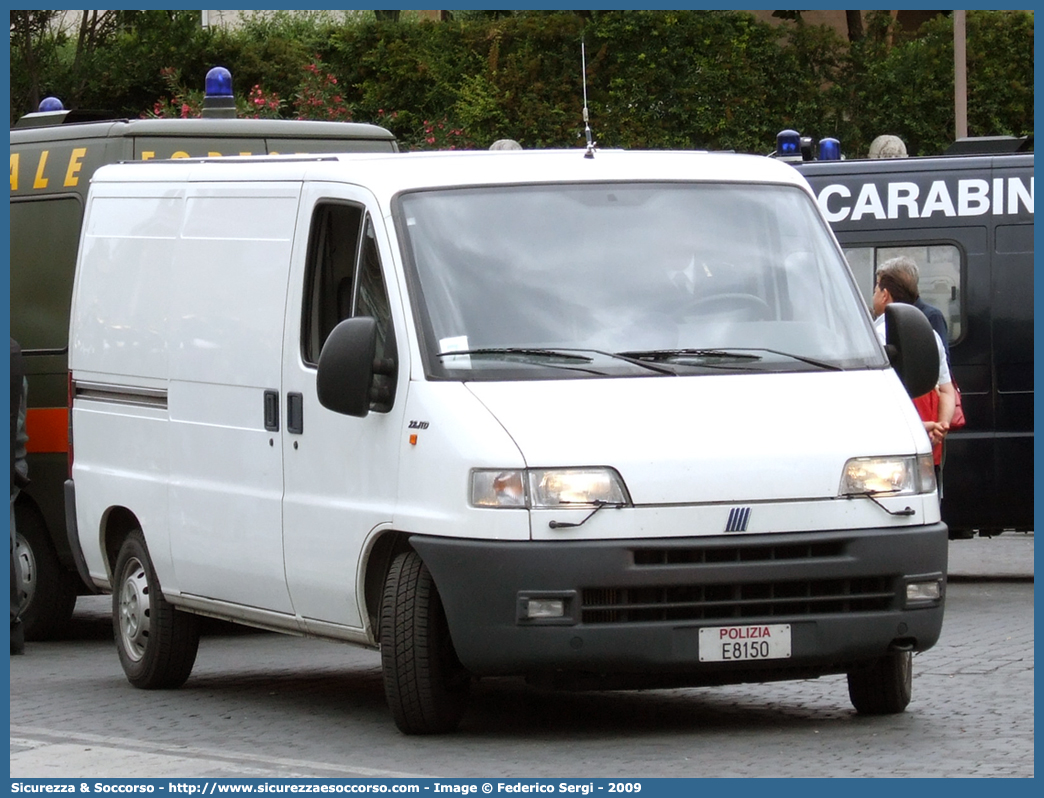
[833,11,1035,155]
[10,10,1033,157]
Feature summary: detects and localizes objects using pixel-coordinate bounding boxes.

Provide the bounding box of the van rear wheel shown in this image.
[113,531,200,689]
[13,506,77,641]
[847,650,912,715]
[380,550,470,734]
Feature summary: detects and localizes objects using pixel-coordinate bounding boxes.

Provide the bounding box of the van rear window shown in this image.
[11,197,82,353]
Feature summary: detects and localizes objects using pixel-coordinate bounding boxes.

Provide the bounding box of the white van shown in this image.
[66,149,946,734]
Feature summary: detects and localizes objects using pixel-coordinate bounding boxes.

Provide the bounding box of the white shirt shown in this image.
[874,312,951,386]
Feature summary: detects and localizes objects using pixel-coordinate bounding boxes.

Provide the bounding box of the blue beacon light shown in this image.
[201,67,236,118]
[205,66,233,98]
[776,129,801,159]
[38,97,64,112]
[818,137,842,161]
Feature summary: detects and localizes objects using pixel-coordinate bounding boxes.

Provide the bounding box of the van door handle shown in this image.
[287,392,304,435]
[263,390,279,432]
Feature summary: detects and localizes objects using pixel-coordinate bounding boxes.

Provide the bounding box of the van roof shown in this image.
[10,116,396,145]
[88,148,812,200]
[796,149,1033,180]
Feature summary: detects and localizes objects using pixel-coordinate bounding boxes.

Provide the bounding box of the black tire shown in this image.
[13,505,78,641]
[847,650,913,715]
[380,550,470,734]
[112,531,200,689]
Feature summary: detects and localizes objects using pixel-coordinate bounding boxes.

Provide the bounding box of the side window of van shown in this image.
[844,244,962,343]
[302,203,393,365]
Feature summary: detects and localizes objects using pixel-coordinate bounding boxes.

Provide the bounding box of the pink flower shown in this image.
[180,103,191,118]
[426,137,436,144]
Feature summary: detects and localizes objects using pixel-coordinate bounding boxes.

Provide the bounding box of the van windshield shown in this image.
[397,182,885,380]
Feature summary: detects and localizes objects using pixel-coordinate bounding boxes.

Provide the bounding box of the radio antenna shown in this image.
[582,40,595,158]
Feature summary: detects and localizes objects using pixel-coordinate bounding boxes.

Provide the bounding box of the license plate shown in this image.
[699,624,792,662]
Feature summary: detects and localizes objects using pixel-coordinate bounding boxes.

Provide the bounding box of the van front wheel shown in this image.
[113,531,200,689]
[380,550,470,734]
[847,650,912,715]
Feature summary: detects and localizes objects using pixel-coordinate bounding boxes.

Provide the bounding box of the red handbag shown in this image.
[912,389,943,465]
[949,381,966,430]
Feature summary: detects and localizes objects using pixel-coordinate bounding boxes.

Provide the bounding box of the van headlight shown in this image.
[471,467,630,509]
[839,454,936,497]
[471,470,527,508]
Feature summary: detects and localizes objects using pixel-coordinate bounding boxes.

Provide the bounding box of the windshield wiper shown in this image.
[617,347,843,372]
[437,347,594,362]
[755,348,844,372]
[436,347,612,376]
[589,350,677,375]
[617,348,762,363]
[437,347,676,376]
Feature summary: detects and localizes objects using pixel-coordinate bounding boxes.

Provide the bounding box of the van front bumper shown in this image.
[409,524,947,684]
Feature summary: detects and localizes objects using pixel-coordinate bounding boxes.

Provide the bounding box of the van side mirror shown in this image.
[316,317,397,417]
[884,303,939,398]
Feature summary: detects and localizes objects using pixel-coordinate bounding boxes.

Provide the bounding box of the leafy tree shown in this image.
[844,10,863,42]
[10,9,1033,155]
[590,11,838,152]
[11,11,214,120]
[11,10,67,113]
[835,10,1033,155]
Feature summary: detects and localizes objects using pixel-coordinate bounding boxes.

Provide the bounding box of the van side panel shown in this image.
[12,197,88,563]
[71,181,304,612]
[13,118,398,638]
[73,190,181,377]
[70,187,181,584]
[134,137,263,160]
[989,215,1033,530]
[10,135,125,201]
[166,185,301,613]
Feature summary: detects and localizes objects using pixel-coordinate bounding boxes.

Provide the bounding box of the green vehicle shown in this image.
[9,68,398,639]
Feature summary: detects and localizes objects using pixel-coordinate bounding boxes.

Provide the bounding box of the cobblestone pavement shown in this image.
[947,530,1034,580]
[9,536,1034,779]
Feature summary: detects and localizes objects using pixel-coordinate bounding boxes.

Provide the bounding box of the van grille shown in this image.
[633,541,844,566]
[581,577,894,624]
